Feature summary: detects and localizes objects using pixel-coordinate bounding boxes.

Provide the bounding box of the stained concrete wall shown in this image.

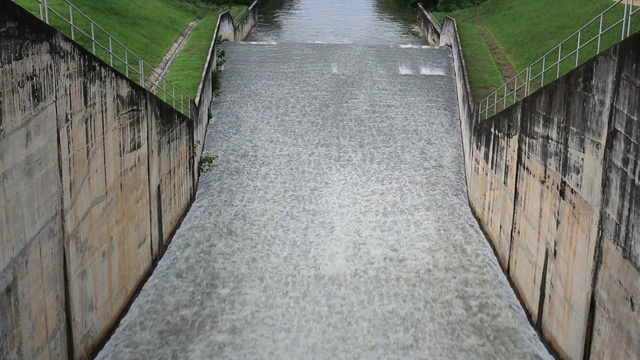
[234,1,259,42]
[417,4,440,46]
[0,1,195,358]
[419,5,640,359]
[0,9,68,359]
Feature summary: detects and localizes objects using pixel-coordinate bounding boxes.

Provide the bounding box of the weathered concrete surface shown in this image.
[509,47,616,359]
[417,4,440,46]
[1,1,197,358]
[217,12,235,42]
[148,96,194,257]
[419,5,640,359]
[590,34,640,359]
[0,8,68,359]
[469,103,520,270]
[234,1,259,41]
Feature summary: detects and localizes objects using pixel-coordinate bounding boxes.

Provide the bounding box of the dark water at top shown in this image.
[97,1,552,359]
[247,0,421,44]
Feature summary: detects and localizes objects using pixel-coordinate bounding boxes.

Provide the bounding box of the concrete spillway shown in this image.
[97,42,551,359]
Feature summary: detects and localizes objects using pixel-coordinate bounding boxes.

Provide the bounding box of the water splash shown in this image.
[399,64,413,75]
[420,66,446,76]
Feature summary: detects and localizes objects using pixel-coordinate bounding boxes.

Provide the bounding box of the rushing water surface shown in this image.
[98,1,552,359]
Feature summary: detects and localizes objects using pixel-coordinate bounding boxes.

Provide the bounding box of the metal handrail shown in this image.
[14,0,191,116]
[233,8,249,28]
[478,0,639,120]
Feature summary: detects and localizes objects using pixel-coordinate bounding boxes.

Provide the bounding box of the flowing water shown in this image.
[97,1,552,358]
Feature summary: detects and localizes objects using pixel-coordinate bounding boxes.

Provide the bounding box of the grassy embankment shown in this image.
[15,0,246,98]
[165,6,246,99]
[432,0,639,102]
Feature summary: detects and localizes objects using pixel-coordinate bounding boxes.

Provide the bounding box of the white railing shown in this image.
[478,0,639,120]
[13,0,191,116]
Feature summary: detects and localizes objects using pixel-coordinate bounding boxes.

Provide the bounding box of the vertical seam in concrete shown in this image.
[507,106,523,274]
[537,249,550,331]
[190,116,196,200]
[54,72,75,360]
[37,244,51,357]
[582,54,620,360]
[156,184,164,256]
[145,100,155,261]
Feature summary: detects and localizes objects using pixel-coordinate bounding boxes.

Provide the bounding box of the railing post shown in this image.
[622,0,629,40]
[181,93,184,114]
[541,56,546,87]
[513,77,518,104]
[557,44,562,79]
[172,86,176,108]
[91,23,96,54]
[139,60,144,86]
[125,50,129,77]
[38,0,43,20]
[109,37,113,67]
[576,30,581,67]
[627,0,633,37]
[503,85,507,111]
[43,0,49,24]
[485,97,490,119]
[493,91,498,116]
[69,5,75,40]
[526,66,531,97]
[598,14,603,53]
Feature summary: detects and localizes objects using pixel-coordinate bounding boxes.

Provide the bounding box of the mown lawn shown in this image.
[433,0,639,102]
[14,0,245,95]
[165,6,246,99]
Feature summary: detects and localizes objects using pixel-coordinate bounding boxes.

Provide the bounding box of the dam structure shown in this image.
[97,0,551,359]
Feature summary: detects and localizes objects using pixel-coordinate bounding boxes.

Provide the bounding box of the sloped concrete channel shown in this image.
[97,2,552,359]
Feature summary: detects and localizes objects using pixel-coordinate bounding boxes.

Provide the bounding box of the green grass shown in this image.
[453,22,503,100]
[165,6,245,99]
[14,0,246,94]
[435,0,640,102]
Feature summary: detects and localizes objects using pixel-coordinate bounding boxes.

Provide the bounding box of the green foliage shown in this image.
[164,7,242,99]
[455,22,503,100]
[199,154,219,173]
[16,0,246,96]
[392,0,487,11]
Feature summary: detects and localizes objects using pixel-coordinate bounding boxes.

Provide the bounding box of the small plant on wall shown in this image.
[212,36,226,94]
[199,154,218,173]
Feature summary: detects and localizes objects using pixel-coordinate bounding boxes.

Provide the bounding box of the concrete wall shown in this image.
[417,4,440,46]
[0,8,68,359]
[234,1,260,42]
[0,1,195,358]
[419,5,640,359]
[191,2,260,184]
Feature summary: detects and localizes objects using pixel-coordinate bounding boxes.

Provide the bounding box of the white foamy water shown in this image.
[399,64,414,75]
[420,66,446,76]
[97,42,552,360]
